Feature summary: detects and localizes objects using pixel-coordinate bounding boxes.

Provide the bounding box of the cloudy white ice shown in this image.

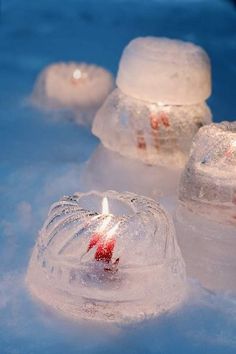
[1,0,236,353]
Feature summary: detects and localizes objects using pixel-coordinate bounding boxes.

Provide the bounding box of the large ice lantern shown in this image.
[175,122,236,292]
[117,37,211,105]
[26,191,186,322]
[93,37,212,167]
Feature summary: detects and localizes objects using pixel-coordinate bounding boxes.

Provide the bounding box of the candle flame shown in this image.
[98,197,120,237]
[72,69,82,80]
[99,215,112,233]
[102,197,109,214]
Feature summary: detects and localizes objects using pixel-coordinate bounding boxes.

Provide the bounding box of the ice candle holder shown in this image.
[30,62,114,126]
[175,122,236,292]
[26,190,186,323]
[92,37,212,168]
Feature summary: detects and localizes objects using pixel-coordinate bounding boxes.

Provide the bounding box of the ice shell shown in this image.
[175,205,236,293]
[179,122,236,224]
[30,62,114,125]
[116,37,211,105]
[26,191,186,322]
[92,89,212,167]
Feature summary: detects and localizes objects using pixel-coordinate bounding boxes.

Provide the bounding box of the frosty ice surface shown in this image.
[179,122,236,223]
[175,122,236,292]
[93,89,211,167]
[26,191,186,322]
[92,37,212,167]
[117,37,211,105]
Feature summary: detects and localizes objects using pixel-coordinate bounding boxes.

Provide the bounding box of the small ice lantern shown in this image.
[30,62,114,126]
[175,122,236,292]
[92,37,212,167]
[26,191,186,322]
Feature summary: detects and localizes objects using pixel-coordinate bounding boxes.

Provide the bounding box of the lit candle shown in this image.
[92,37,212,169]
[87,197,120,272]
[26,190,187,322]
[30,62,115,126]
[71,68,88,85]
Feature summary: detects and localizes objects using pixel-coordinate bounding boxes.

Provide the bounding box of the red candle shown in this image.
[86,197,120,272]
[94,238,115,263]
[87,233,119,271]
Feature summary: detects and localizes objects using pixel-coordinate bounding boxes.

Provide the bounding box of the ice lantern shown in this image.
[26,191,186,323]
[92,37,212,167]
[175,122,236,293]
[30,62,114,126]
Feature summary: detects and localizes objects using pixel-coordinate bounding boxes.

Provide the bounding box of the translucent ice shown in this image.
[92,37,212,168]
[30,62,114,126]
[175,122,236,292]
[179,122,236,223]
[116,37,211,105]
[26,191,186,323]
[92,89,212,167]
[80,144,182,200]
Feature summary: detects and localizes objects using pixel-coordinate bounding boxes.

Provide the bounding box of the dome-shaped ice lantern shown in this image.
[93,37,212,167]
[26,190,186,322]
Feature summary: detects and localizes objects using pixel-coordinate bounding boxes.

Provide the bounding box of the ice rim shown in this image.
[92,89,212,168]
[179,122,236,224]
[26,190,187,323]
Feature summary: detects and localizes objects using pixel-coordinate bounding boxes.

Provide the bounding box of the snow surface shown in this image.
[0,0,236,353]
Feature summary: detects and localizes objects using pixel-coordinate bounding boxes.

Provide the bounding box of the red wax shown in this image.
[87,233,100,252]
[150,112,170,130]
[160,112,170,127]
[94,238,115,263]
[87,233,116,263]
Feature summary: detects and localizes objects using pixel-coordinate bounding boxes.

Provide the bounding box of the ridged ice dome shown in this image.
[26,191,186,323]
[116,37,211,105]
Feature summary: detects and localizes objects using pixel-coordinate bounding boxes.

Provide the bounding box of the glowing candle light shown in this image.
[87,197,120,272]
[102,196,109,214]
[93,37,212,168]
[26,191,187,322]
[72,68,82,80]
[71,68,88,84]
[30,62,114,126]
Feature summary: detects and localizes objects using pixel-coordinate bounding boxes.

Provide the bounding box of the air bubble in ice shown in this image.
[30,62,114,126]
[26,191,186,323]
[175,122,236,292]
